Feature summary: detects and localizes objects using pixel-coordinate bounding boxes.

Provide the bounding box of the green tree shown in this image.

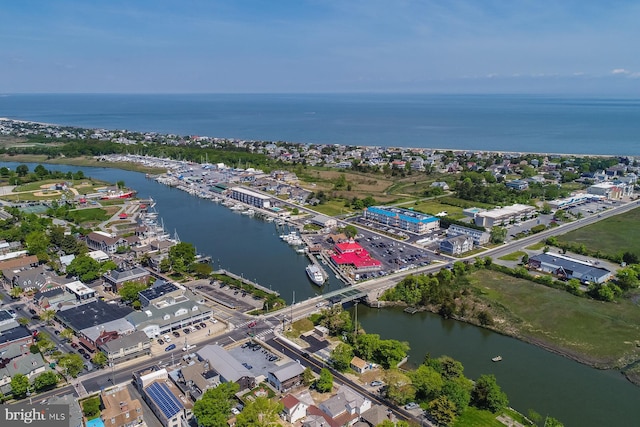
[58,353,85,378]
[410,364,444,401]
[92,352,108,368]
[235,396,283,427]
[428,395,458,426]
[375,339,409,369]
[66,254,101,282]
[616,267,639,289]
[10,373,29,398]
[60,235,81,255]
[490,227,507,244]
[544,417,565,427]
[119,281,149,303]
[193,382,240,427]
[331,343,354,372]
[355,333,381,361]
[40,309,56,325]
[33,371,59,391]
[36,331,56,353]
[442,377,473,415]
[159,257,171,273]
[315,368,333,393]
[343,225,358,239]
[9,286,23,299]
[82,397,101,418]
[385,369,415,405]
[192,263,213,278]
[25,230,50,257]
[16,164,29,177]
[169,242,196,273]
[302,367,315,386]
[471,374,509,413]
[60,328,75,341]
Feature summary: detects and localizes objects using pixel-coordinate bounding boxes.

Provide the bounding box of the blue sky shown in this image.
[1,0,639,94]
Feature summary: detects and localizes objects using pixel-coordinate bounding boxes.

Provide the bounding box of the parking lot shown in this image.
[190,279,263,312]
[228,341,283,379]
[150,317,225,355]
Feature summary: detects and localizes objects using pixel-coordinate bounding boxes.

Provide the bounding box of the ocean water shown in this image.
[0,93,639,156]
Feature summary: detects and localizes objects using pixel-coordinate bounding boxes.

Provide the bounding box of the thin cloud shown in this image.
[611,68,630,75]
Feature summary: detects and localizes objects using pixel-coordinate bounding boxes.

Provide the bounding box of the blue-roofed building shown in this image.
[363,206,439,235]
[144,380,192,427]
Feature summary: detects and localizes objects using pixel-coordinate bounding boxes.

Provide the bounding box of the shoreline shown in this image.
[374,300,640,386]
[0,117,631,158]
[3,154,639,386]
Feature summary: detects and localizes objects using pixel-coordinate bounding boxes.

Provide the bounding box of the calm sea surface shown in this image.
[0,93,639,155]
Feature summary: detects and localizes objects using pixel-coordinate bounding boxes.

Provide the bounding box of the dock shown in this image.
[404,307,420,314]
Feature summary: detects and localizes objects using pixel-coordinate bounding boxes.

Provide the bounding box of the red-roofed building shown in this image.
[331,242,382,273]
[281,394,308,423]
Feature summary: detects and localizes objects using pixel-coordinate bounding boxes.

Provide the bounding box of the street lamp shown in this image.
[26,385,32,404]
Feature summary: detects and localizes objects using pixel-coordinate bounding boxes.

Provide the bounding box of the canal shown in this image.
[3,162,640,425]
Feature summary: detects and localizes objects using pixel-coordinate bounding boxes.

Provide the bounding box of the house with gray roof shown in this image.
[528,252,612,284]
[0,351,50,395]
[267,361,305,392]
[318,385,372,426]
[99,330,151,363]
[103,265,150,292]
[196,344,255,391]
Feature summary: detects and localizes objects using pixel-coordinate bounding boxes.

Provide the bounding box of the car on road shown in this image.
[370,381,383,387]
[242,362,253,370]
[83,353,90,360]
[248,321,257,328]
[165,344,176,352]
[29,308,37,315]
[404,402,419,410]
[31,315,40,320]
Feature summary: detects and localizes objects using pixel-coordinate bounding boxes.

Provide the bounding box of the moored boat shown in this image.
[306,264,325,285]
[492,356,502,362]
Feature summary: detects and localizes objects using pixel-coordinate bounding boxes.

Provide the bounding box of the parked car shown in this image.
[242,362,253,370]
[231,408,240,415]
[165,344,176,352]
[404,402,419,410]
[199,322,206,328]
[82,353,90,360]
[157,339,164,345]
[29,308,37,315]
[210,318,218,324]
[77,348,86,354]
[183,328,191,334]
[70,343,79,348]
[172,331,180,338]
[370,381,384,387]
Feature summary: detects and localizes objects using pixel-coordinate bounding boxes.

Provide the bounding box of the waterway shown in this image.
[3,161,640,425]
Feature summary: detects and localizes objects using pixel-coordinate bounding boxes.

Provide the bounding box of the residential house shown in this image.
[267,361,305,392]
[85,231,128,254]
[99,331,151,364]
[0,351,50,396]
[47,394,83,427]
[446,224,490,246]
[317,385,372,427]
[103,265,150,292]
[281,394,309,423]
[350,356,368,374]
[528,253,612,284]
[439,235,474,255]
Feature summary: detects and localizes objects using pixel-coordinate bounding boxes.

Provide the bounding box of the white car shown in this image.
[211,318,218,323]
[405,402,419,410]
[231,408,240,415]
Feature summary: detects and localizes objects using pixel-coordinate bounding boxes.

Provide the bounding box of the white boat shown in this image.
[492,356,503,362]
[306,264,325,285]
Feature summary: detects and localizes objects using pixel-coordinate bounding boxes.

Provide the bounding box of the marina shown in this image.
[305,264,326,286]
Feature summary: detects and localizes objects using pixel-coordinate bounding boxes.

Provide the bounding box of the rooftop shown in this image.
[56,300,134,331]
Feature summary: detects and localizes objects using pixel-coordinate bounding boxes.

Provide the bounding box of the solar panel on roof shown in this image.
[146,382,183,419]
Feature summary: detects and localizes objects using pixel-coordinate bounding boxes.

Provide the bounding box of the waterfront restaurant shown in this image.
[330,242,382,273]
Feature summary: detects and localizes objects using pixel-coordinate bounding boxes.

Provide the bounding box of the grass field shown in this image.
[525,242,545,250]
[453,407,507,427]
[470,269,640,366]
[66,207,114,224]
[555,207,640,257]
[498,251,526,261]
[310,200,355,216]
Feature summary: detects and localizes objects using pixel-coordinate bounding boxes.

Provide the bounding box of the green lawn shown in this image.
[470,269,640,366]
[66,207,112,223]
[525,242,545,250]
[310,200,354,216]
[555,207,640,257]
[412,199,466,219]
[498,251,526,261]
[454,407,504,427]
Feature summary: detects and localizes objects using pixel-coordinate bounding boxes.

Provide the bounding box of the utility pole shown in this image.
[354,301,358,337]
[290,291,295,330]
